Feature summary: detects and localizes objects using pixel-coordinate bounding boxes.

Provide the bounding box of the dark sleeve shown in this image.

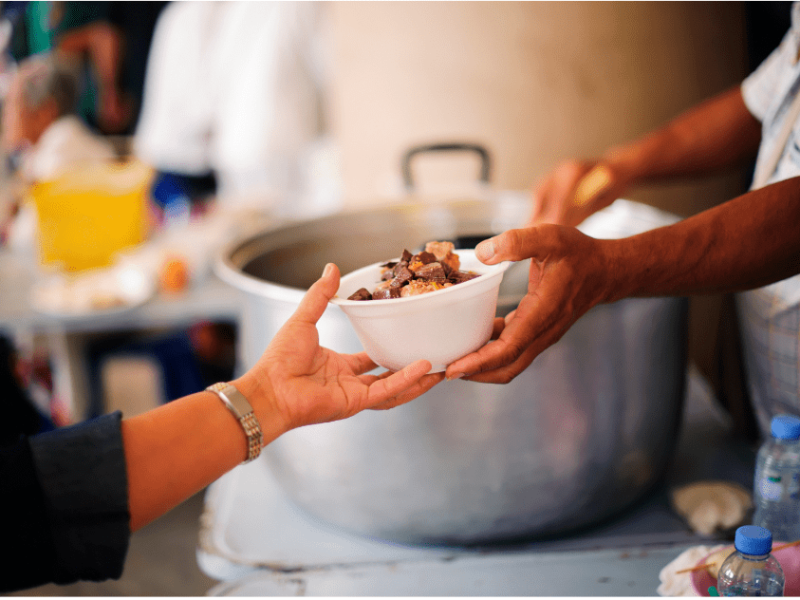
[0,412,130,592]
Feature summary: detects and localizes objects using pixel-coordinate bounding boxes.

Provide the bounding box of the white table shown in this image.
[0,249,244,419]
[198,368,756,596]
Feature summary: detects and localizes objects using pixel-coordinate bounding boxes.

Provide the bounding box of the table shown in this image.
[198,367,757,596]
[0,249,244,420]
[0,251,243,334]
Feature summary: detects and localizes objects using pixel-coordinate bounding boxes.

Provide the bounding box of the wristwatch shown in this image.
[206,382,264,463]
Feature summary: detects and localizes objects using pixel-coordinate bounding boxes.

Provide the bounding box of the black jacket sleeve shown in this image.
[0,412,130,592]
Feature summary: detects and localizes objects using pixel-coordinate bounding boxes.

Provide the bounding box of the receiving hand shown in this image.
[530,159,630,227]
[445,225,611,384]
[242,263,444,431]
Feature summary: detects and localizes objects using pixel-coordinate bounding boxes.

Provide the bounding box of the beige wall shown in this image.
[330,1,749,215]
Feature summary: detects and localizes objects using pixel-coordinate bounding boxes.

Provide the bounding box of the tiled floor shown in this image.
[13,491,218,596]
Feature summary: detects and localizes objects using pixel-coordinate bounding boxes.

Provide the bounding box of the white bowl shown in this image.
[330,249,513,372]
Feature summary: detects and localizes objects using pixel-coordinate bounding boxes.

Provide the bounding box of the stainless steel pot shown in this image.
[217,195,688,545]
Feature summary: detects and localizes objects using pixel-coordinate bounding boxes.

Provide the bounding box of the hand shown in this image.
[445,226,612,384]
[240,263,444,431]
[529,159,630,227]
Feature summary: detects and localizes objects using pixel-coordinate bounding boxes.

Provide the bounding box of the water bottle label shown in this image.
[759,474,783,501]
[790,473,800,500]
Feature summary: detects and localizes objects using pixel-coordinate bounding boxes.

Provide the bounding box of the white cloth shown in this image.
[134,1,336,215]
[737,1,800,438]
[657,545,725,597]
[22,115,116,182]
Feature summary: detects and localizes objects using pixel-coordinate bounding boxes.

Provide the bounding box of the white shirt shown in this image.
[133,2,334,215]
[737,1,800,437]
[742,2,800,189]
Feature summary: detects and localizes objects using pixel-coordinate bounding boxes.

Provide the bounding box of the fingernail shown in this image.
[446,372,465,381]
[476,239,495,262]
[323,263,333,277]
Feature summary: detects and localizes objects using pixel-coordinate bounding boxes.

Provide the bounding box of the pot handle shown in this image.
[401,143,491,192]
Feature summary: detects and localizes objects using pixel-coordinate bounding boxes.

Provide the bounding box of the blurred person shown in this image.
[445,3,800,439]
[4,1,168,135]
[0,53,115,255]
[1,53,115,183]
[1,264,444,593]
[0,54,118,443]
[134,1,335,396]
[47,1,130,134]
[134,1,334,216]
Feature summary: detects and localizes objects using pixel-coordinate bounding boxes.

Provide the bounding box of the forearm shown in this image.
[121,373,284,532]
[604,85,762,184]
[605,176,800,301]
[57,23,122,95]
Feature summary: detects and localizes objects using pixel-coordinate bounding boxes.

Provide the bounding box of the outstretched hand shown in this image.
[529,160,630,227]
[246,263,444,431]
[445,225,612,384]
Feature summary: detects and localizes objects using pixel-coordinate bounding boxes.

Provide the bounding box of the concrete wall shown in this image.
[329,1,749,214]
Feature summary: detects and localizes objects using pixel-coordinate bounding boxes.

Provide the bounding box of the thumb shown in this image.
[290,263,341,326]
[475,227,553,264]
[572,164,613,208]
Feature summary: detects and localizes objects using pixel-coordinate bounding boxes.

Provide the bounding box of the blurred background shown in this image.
[0,0,792,595]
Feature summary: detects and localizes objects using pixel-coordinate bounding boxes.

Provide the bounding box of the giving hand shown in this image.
[445,226,611,384]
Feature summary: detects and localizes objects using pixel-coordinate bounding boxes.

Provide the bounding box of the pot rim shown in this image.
[213,196,525,302]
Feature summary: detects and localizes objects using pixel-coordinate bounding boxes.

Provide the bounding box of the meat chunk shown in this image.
[347,288,373,301]
[425,240,460,272]
[448,270,479,284]
[424,241,455,261]
[390,264,414,287]
[372,286,402,300]
[410,261,446,281]
[348,241,481,301]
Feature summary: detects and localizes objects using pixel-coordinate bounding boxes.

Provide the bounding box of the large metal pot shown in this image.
[217,195,688,545]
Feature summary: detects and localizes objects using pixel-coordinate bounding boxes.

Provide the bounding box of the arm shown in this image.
[446,176,800,383]
[1,263,441,593]
[531,85,763,226]
[124,263,443,531]
[56,22,129,133]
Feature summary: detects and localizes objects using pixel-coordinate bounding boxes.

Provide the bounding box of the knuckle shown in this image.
[497,369,516,385]
[503,339,527,364]
[501,228,526,257]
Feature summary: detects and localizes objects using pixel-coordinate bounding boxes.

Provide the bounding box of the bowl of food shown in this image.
[330,241,512,372]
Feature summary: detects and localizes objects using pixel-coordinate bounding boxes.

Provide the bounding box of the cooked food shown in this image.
[347,241,480,301]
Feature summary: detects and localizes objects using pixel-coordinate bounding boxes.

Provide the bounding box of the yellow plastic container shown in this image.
[30,160,153,272]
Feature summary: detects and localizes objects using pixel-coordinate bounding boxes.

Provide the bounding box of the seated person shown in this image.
[2,54,116,183]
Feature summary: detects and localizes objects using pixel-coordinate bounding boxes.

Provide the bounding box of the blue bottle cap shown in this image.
[734,526,773,556]
[771,414,800,440]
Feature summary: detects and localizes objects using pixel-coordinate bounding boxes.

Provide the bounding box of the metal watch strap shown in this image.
[206,382,264,463]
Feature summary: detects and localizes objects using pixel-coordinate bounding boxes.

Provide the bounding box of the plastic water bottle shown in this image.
[753,414,800,542]
[717,526,784,596]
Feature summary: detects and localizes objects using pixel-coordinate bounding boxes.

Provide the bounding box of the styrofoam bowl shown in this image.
[330,249,512,373]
